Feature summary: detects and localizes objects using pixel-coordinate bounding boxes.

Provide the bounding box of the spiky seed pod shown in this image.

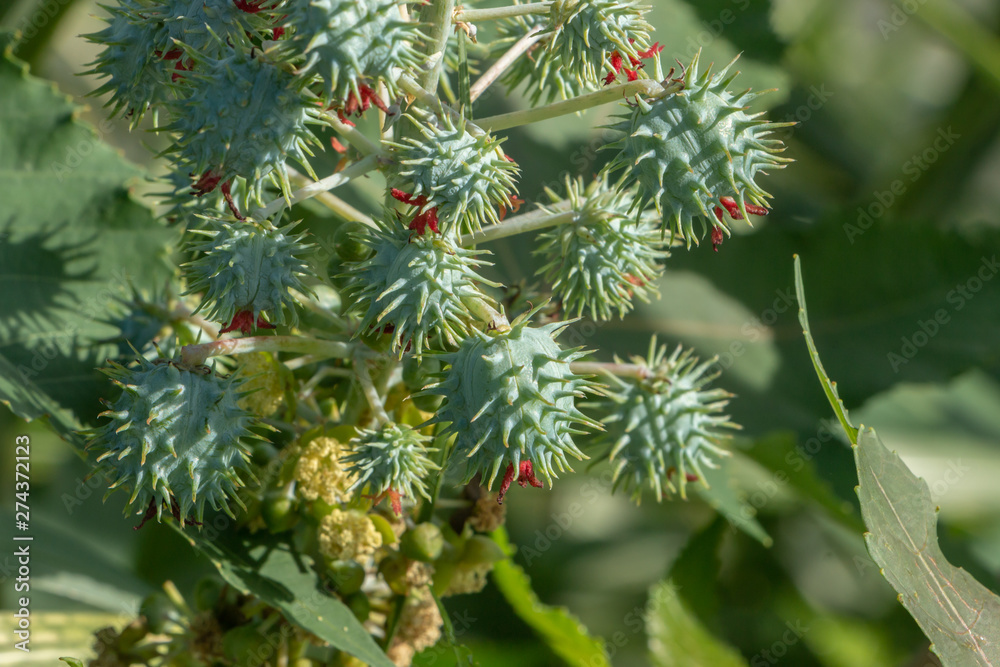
[184,220,314,334]
[280,0,422,104]
[386,115,520,236]
[84,0,172,125]
[343,222,500,356]
[606,51,793,247]
[426,307,601,492]
[343,423,439,510]
[85,357,257,523]
[85,0,271,126]
[164,48,320,203]
[593,338,739,502]
[535,175,671,321]
[499,0,654,104]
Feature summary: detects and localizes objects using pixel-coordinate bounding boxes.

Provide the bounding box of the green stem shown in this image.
[470,25,545,102]
[398,73,466,129]
[286,167,377,228]
[455,2,551,22]
[419,0,457,93]
[417,429,453,524]
[477,78,664,132]
[252,154,379,221]
[793,255,858,444]
[319,112,386,156]
[181,336,352,366]
[353,348,390,426]
[460,202,574,245]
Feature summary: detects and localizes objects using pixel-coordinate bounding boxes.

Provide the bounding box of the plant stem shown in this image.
[570,361,649,381]
[319,113,387,156]
[398,73,466,128]
[353,348,390,426]
[455,2,551,22]
[460,202,573,245]
[419,0,457,93]
[181,336,352,366]
[252,154,379,221]
[470,26,545,102]
[417,429,453,524]
[477,78,664,132]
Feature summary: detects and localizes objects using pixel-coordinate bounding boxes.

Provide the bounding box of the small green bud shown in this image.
[460,535,506,566]
[334,222,374,263]
[262,489,298,534]
[193,576,225,612]
[400,523,444,562]
[326,559,366,595]
[223,624,270,667]
[378,550,410,595]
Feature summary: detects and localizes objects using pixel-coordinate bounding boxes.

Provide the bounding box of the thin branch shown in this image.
[251,154,379,221]
[570,361,649,381]
[182,336,352,366]
[460,202,574,245]
[470,26,545,102]
[477,78,666,132]
[455,2,551,22]
[354,347,390,426]
[419,0,457,93]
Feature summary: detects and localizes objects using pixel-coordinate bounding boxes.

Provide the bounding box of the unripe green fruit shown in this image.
[193,576,225,612]
[369,513,399,546]
[593,338,738,501]
[343,423,439,510]
[460,535,506,566]
[410,392,443,414]
[223,624,270,667]
[607,51,792,247]
[428,306,600,489]
[262,490,298,534]
[346,592,370,622]
[86,357,256,524]
[402,356,441,392]
[334,222,373,263]
[326,559,366,595]
[400,523,444,562]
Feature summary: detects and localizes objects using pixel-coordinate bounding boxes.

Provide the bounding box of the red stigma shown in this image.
[604,42,662,86]
[192,170,223,196]
[711,226,724,252]
[497,461,543,504]
[391,189,440,234]
[498,195,524,221]
[336,84,391,124]
[220,310,276,335]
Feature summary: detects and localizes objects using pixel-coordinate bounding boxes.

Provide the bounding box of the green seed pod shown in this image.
[343,423,439,511]
[86,357,257,524]
[280,0,423,104]
[84,0,171,126]
[606,51,793,247]
[386,115,520,236]
[400,523,444,562]
[378,550,410,594]
[184,220,314,335]
[593,337,739,501]
[262,488,298,534]
[343,221,499,357]
[499,0,654,104]
[426,306,601,493]
[535,174,671,321]
[164,47,320,204]
[326,559,366,595]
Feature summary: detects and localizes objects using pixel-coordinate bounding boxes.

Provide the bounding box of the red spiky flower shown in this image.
[604,42,663,85]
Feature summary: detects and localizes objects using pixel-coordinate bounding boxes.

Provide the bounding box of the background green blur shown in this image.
[3,0,1000,665]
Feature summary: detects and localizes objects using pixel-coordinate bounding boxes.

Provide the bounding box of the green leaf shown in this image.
[856,426,1000,666]
[491,527,610,667]
[174,528,395,667]
[645,580,747,667]
[59,660,86,667]
[692,454,772,547]
[0,37,175,435]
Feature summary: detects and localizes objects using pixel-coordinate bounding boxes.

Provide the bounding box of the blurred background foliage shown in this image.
[2,0,1000,665]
